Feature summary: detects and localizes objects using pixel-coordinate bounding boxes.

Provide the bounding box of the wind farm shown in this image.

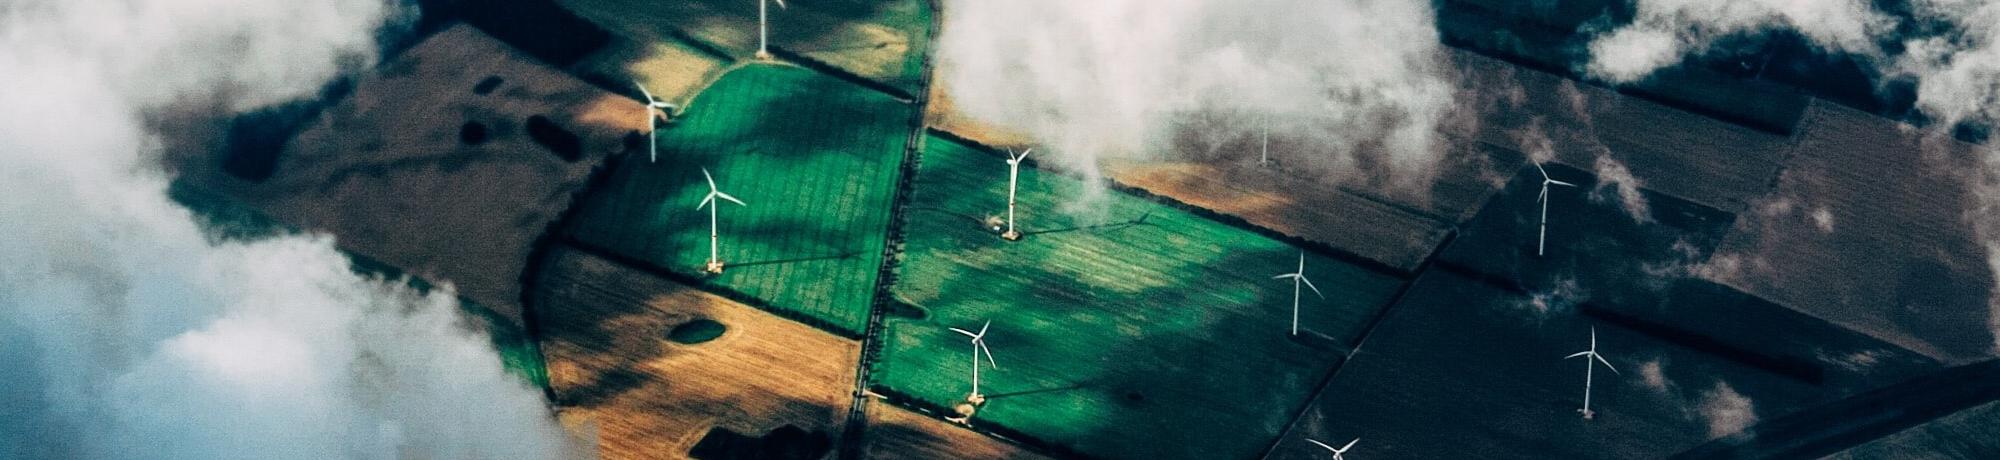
[126,0,2000,459]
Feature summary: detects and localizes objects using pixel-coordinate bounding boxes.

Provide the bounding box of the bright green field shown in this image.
[871,135,1410,460]
[566,63,913,335]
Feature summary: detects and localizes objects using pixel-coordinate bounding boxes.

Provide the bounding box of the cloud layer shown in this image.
[0,1,573,458]
[936,0,1460,199]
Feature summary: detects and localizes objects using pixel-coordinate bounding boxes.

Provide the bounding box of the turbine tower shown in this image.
[697,167,747,274]
[635,82,675,163]
[1564,326,1618,419]
[1000,148,1032,241]
[756,0,787,60]
[1272,252,1325,336]
[949,321,998,405]
[1534,160,1576,257]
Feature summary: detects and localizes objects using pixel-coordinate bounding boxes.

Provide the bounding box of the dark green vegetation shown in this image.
[1276,269,1831,459]
[566,63,914,335]
[870,134,1408,460]
[669,319,728,344]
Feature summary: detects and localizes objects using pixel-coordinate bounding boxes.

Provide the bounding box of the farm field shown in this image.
[1829,400,2000,459]
[861,400,1052,460]
[1437,161,1739,308]
[1099,159,1450,273]
[1272,270,1838,459]
[1453,49,1792,214]
[184,24,647,325]
[569,34,729,110]
[533,247,857,459]
[1709,102,1995,362]
[169,182,552,388]
[558,0,933,95]
[565,63,914,335]
[871,134,1410,460]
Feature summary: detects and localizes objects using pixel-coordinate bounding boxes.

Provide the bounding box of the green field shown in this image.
[566,63,913,335]
[870,135,1410,460]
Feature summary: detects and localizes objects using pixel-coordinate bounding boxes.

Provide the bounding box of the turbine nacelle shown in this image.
[1307,438,1359,460]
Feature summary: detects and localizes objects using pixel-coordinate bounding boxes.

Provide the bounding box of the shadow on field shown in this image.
[731,251,863,269]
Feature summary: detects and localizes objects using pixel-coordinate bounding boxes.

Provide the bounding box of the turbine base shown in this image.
[754,50,773,60]
[704,260,725,275]
[1579,408,1596,420]
[1000,230,1021,241]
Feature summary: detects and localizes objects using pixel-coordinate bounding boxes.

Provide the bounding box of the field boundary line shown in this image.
[925,127,1421,280]
[560,238,867,338]
[836,0,940,457]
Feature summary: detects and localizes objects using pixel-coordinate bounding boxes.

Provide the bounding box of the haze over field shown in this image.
[0,1,573,458]
[935,0,1462,204]
[1584,0,2000,356]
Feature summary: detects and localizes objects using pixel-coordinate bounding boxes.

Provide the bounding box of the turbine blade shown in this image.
[1273,273,1298,280]
[716,191,747,206]
[1590,327,1598,349]
[775,0,786,8]
[980,342,997,368]
[977,320,991,338]
[1550,180,1577,187]
[1538,186,1549,203]
[1341,438,1358,451]
[1298,276,1325,298]
[702,167,718,191]
[1534,161,1551,180]
[1596,354,1619,374]
[1565,351,1591,359]
[949,327,975,337]
[634,81,654,102]
[698,193,714,210]
[1307,439,1336,452]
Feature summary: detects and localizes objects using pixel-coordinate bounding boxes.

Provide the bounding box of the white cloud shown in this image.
[1592,155,1654,223]
[1584,0,1895,84]
[936,0,1460,202]
[1697,382,1759,438]
[0,0,574,458]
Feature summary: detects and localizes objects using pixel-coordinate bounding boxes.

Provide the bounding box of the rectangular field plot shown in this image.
[871,135,1410,460]
[566,63,914,335]
[559,0,933,95]
[1272,270,1836,459]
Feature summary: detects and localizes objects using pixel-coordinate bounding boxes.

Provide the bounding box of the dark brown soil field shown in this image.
[534,247,858,459]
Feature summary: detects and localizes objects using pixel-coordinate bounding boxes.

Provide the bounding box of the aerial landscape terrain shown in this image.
[11,0,2000,459]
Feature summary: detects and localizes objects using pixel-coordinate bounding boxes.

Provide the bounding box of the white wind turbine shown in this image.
[950,321,998,404]
[999,148,1032,241]
[1260,119,1271,167]
[1307,438,1359,460]
[696,167,747,274]
[1534,160,1577,257]
[1564,326,1618,419]
[1273,252,1325,336]
[756,0,787,60]
[635,82,675,163]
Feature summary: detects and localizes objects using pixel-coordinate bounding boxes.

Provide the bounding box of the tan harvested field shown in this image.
[534,246,859,459]
[860,400,1052,460]
[570,35,728,108]
[558,0,928,91]
[184,25,652,324]
[924,79,1035,149]
[1709,101,1994,362]
[1452,49,1791,214]
[1100,159,1450,272]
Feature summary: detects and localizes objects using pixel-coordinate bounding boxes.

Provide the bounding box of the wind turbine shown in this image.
[1564,326,1618,419]
[1533,160,1576,257]
[1306,438,1359,460]
[756,0,787,60]
[635,82,675,163]
[1260,119,1271,167]
[1272,251,1324,336]
[949,321,998,405]
[999,148,1032,241]
[697,167,747,274]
